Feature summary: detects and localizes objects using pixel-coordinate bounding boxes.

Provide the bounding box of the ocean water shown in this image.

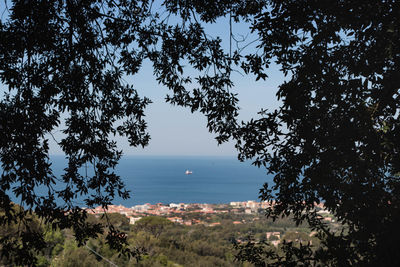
[15,156,273,206]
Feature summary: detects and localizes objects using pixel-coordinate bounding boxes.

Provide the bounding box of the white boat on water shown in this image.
[185,170,193,175]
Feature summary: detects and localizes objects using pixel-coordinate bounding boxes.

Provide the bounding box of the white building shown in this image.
[129,217,142,225]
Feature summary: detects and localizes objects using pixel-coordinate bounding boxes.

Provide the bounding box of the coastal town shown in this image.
[84,201,335,249]
[85,200,330,227]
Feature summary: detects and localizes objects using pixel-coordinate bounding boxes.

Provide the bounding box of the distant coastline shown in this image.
[85,200,328,226]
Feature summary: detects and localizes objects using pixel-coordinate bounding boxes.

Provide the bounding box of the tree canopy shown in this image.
[233,1,400,265]
[1,0,399,265]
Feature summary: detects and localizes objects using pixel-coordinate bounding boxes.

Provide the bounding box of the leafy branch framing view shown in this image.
[0,0,399,266]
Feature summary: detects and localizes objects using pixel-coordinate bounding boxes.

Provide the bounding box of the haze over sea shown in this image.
[49,156,272,206]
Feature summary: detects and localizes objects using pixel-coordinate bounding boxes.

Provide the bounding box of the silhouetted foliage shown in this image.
[233,1,400,266]
[148,0,400,265]
[0,0,153,264]
[1,0,399,265]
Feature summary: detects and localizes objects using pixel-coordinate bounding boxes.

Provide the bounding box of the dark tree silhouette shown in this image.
[1,0,399,266]
[0,0,241,264]
[232,1,400,266]
[150,1,400,265]
[0,0,154,264]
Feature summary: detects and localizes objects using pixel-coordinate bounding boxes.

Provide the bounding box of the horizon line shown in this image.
[48,154,239,157]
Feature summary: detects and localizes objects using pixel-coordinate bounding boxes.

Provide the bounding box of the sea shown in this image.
[11,156,274,207]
